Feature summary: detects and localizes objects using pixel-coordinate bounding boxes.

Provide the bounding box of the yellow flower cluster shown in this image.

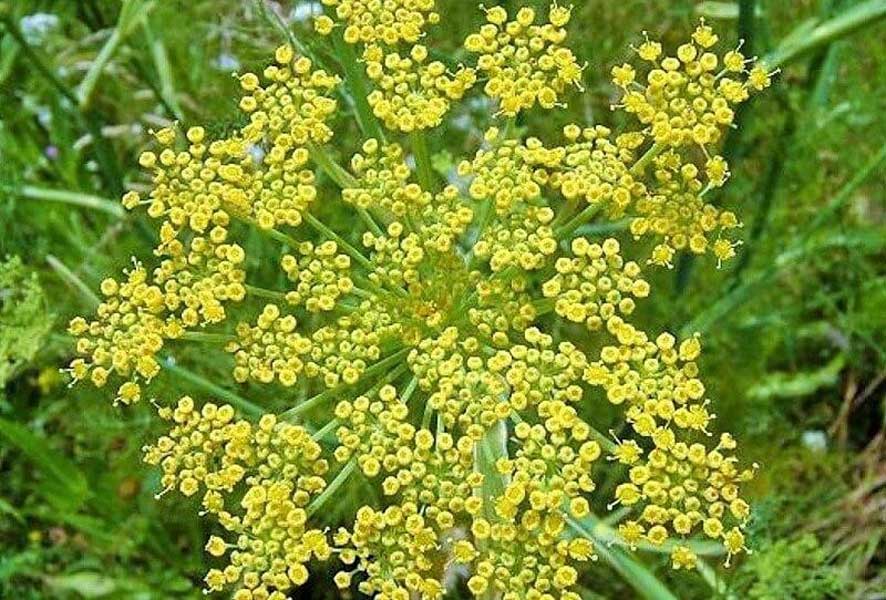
[334,384,414,477]
[315,0,440,45]
[69,6,773,598]
[612,22,772,151]
[281,241,353,312]
[343,139,430,216]
[144,398,331,598]
[633,150,742,266]
[461,410,601,599]
[239,46,340,148]
[547,125,645,218]
[334,429,477,598]
[465,4,584,116]
[67,263,175,403]
[543,237,649,330]
[364,44,477,132]
[227,303,382,388]
[585,332,755,567]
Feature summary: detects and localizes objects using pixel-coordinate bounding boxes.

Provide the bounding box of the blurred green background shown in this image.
[0,0,884,598]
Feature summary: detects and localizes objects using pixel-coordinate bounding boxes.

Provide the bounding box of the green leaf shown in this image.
[45,572,117,598]
[567,516,680,600]
[0,418,90,511]
[695,1,740,19]
[748,354,846,400]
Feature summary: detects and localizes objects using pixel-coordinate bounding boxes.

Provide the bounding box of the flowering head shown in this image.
[67,6,774,598]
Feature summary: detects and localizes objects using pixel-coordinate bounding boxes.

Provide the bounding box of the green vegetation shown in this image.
[1,0,884,598]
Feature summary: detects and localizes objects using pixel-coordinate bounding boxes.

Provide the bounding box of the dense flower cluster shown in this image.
[465,4,584,116]
[69,3,774,598]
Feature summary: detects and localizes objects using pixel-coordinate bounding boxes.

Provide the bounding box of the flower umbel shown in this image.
[69,6,772,598]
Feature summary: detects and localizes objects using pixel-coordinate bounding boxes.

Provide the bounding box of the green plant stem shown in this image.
[77,0,156,110]
[161,357,263,416]
[401,376,418,403]
[178,331,234,344]
[11,185,124,217]
[629,142,665,176]
[245,284,286,301]
[410,131,436,192]
[331,32,386,142]
[762,0,886,69]
[45,255,100,308]
[280,348,410,420]
[307,142,383,236]
[311,418,340,442]
[555,204,602,238]
[307,142,358,188]
[565,516,680,600]
[142,18,183,120]
[301,213,372,270]
[306,458,357,518]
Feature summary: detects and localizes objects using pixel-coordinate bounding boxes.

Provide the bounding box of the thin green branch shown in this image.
[161,357,263,417]
[10,185,124,218]
[178,331,235,344]
[302,212,374,270]
[331,32,386,142]
[245,284,287,301]
[280,348,410,420]
[306,458,356,518]
[555,204,602,239]
[77,0,157,110]
[629,142,665,176]
[307,142,383,236]
[762,0,886,69]
[410,131,436,192]
[46,255,100,308]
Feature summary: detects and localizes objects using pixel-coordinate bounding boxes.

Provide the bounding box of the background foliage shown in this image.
[0,0,884,598]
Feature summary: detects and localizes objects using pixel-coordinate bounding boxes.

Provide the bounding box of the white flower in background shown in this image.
[801,430,828,453]
[20,13,60,45]
[289,2,323,23]
[214,52,240,72]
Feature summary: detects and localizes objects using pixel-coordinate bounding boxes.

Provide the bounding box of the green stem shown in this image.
[311,418,340,442]
[565,516,680,600]
[306,458,357,518]
[280,348,410,420]
[142,18,183,120]
[178,331,234,344]
[410,130,436,192]
[302,212,373,270]
[245,284,286,301]
[762,0,886,69]
[308,142,358,188]
[161,357,263,416]
[629,142,665,176]
[331,32,386,142]
[77,0,157,110]
[308,142,383,236]
[11,185,124,218]
[45,255,100,308]
[555,203,602,238]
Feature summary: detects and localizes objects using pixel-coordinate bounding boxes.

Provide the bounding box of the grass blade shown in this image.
[77,0,157,110]
[0,418,91,511]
